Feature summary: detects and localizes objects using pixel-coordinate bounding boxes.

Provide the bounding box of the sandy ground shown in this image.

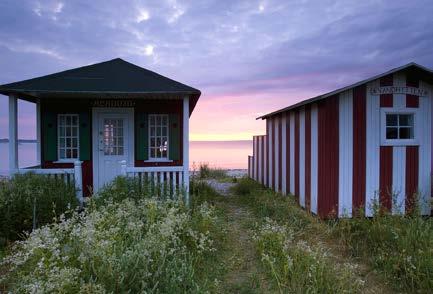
[225,169,248,178]
[205,179,235,196]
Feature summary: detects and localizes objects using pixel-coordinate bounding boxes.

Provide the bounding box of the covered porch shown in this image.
[1,58,201,204]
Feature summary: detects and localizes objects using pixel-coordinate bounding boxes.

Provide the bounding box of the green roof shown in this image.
[0,58,201,112]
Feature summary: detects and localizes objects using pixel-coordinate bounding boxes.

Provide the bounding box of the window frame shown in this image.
[147,114,171,162]
[380,108,418,146]
[56,113,80,162]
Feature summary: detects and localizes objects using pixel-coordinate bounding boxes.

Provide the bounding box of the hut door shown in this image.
[93,108,134,191]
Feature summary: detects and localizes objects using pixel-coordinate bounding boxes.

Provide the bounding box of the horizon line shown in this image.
[0,138,253,142]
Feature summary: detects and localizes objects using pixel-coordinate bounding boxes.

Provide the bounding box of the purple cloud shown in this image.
[1,0,433,139]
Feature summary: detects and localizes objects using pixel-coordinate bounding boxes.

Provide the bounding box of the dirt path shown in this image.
[206,180,275,293]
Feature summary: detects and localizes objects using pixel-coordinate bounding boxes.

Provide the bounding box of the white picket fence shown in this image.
[15,161,83,203]
[120,161,189,200]
[13,161,190,205]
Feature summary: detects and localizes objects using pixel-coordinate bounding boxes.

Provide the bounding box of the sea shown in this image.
[0,140,252,176]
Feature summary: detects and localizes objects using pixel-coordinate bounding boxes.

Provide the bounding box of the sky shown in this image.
[0,0,433,140]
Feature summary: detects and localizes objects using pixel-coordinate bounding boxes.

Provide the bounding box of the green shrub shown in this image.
[190,179,222,208]
[0,173,78,245]
[332,214,433,293]
[231,176,256,195]
[1,198,222,293]
[198,163,227,179]
[254,218,362,293]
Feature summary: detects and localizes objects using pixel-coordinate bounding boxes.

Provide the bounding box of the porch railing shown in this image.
[12,161,189,205]
[15,161,84,204]
[120,161,189,200]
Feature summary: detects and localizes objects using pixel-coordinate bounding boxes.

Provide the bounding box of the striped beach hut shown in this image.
[248,63,433,218]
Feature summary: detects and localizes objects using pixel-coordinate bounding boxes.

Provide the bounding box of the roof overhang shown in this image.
[257,62,433,120]
[0,90,201,115]
[0,58,201,115]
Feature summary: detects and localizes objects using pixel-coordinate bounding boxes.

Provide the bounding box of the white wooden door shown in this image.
[93,109,134,191]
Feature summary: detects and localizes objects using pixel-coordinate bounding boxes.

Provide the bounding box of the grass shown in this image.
[195,163,228,180]
[232,178,321,235]
[254,218,362,293]
[192,177,273,293]
[231,178,374,293]
[0,173,78,246]
[232,177,433,293]
[331,211,433,293]
[5,173,428,292]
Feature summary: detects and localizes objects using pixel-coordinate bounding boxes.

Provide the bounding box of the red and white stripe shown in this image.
[281,114,287,194]
[310,104,319,214]
[274,116,280,192]
[299,107,306,208]
[250,72,431,218]
[289,112,295,195]
[338,89,353,217]
[268,119,273,188]
[251,135,267,185]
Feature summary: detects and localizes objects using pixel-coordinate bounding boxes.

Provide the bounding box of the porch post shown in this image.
[36,99,41,164]
[9,95,18,174]
[183,96,190,205]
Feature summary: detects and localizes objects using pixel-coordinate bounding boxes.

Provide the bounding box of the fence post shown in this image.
[120,160,127,177]
[74,161,83,204]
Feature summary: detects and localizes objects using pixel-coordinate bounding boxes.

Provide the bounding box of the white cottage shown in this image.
[0,58,201,202]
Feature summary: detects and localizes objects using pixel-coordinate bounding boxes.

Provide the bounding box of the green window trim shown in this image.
[169,113,180,161]
[42,110,91,162]
[135,112,149,160]
[42,110,58,161]
[79,111,91,161]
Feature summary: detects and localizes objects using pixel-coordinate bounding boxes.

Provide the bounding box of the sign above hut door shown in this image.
[92,108,134,191]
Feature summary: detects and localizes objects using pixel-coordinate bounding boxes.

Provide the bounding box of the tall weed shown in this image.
[0,173,78,245]
[233,178,362,293]
[197,163,227,179]
[254,218,362,293]
[332,213,433,292]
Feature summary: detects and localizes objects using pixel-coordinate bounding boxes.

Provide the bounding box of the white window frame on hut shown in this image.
[148,114,170,161]
[380,108,419,146]
[57,114,80,162]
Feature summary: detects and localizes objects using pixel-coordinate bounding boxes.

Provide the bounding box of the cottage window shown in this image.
[58,114,79,160]
[149,114,169,160]
[381,109,418,146]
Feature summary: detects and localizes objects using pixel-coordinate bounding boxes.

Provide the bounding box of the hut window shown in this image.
[58,114,79,160]
[385,113,414,140]
[381,110,418,146]
[149,114,169,160]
